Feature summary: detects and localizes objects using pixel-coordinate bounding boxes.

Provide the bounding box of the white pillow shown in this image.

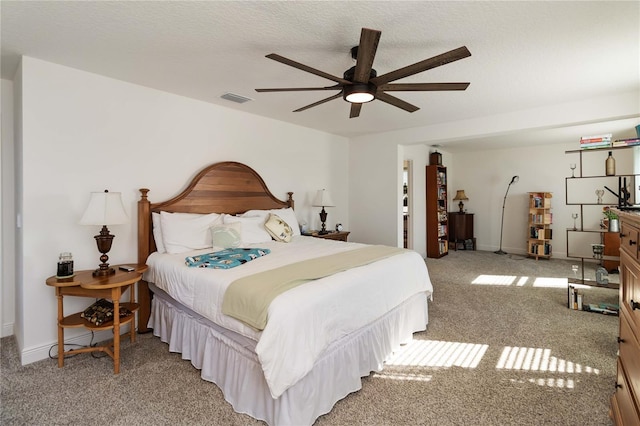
[160,211,221,254]
[223,214,272,244]
[210,222,242,249]
[264,213,293,243]
[152,212,166,253]
[242,207,301,236]
[153,211,206,253]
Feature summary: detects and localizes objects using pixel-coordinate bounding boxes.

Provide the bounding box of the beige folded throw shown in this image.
[222,245,406,330]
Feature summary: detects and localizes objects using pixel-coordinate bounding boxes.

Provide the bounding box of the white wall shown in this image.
[452,142,636,256]
[1,79,16,337]
[349,91,639,255]
[14,56,348,364]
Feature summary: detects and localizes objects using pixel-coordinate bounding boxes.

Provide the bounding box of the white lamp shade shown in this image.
[80,191,128,226]
[312,189,335,207]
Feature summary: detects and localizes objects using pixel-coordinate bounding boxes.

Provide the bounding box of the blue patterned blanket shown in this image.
[185,248,271,269]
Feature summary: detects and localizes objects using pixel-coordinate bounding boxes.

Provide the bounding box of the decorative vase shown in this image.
[608,218,620,233]
[605,151,616,176]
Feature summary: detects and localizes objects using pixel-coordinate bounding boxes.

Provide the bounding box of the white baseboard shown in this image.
[19,325,131,366]
[1,322,14,338]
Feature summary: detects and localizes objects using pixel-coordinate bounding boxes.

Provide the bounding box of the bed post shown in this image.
[137,188,152,333]
[287,192,294,210]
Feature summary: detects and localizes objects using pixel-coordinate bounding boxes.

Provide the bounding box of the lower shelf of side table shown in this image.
[59,303,139,330]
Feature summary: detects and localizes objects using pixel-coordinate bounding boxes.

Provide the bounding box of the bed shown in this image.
[136,161,433,425]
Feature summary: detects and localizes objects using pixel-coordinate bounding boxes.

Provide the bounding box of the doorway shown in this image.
[403,160,413,249]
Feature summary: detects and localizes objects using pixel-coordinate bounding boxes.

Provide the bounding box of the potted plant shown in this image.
[603,206,619,233]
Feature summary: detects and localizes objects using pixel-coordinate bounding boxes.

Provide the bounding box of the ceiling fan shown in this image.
[255,28,471,118]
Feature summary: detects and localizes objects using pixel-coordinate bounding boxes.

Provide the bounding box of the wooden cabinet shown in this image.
[603,231,621,272]
[611,210,640,425]
[448,212,475,250]
[426,165,448,258]
[527,192,553,259]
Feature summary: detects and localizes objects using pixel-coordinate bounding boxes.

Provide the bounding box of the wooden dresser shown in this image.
[610,210,640,424]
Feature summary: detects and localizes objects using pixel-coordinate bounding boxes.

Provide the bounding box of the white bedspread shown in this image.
[145,236,433,398]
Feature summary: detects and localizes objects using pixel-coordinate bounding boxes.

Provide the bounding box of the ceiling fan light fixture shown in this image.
[343,84,375,104]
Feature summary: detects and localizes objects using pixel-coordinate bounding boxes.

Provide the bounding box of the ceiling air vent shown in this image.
[221,92,253,104]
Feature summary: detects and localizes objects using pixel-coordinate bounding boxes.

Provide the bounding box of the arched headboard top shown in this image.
[138,161,294,263]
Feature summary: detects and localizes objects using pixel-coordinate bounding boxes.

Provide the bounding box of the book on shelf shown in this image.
[567,285,582,310]
[580,141,612,149]
[612,137,640,147]
[580,133,612,143]
[529,226,552,239]
[579,133,612,149]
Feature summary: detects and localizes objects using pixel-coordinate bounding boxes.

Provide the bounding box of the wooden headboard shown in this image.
[136,161,294,331]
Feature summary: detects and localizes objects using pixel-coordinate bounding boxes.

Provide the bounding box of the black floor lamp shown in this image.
[495,175,519,255]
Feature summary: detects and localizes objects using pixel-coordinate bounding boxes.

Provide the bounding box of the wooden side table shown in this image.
[45,264,147,374]
[308,231,350,241]
[448,212,475,251]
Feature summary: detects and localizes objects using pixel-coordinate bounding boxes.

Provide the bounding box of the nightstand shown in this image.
[45,264,147,374]
[309,231,350,242]
[448,212,476,251]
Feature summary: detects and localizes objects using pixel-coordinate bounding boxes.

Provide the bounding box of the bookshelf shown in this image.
[527,192,553,260]
[426,165,448,258]
[564,144,638,288]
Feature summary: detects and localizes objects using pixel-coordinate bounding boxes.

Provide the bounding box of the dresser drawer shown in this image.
[612,358,640,426]
[619,312,640,404]
[621,221,639,260]
[620,251,640,332]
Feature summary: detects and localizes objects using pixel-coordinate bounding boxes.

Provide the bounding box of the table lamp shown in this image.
[80,190,128,276]
[312,189,335,235]
[453,190,469,213]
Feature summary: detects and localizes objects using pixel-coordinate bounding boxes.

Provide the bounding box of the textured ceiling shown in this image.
[1,1,639,143]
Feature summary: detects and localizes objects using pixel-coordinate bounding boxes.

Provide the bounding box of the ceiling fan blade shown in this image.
[353,28,381,83]
[256,85,343,93]
[377,82,470,91]
[349,103,363,118]
[293,92,343,112]
[266,53,352,85]
[371,46,471,86]
[375,92,419,113]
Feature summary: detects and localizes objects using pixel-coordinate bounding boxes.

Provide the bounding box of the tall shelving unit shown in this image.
[426,165,448,258]
[527,192,553,259]
[565,145,638,288]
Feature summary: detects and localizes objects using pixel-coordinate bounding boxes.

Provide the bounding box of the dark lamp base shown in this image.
[318,230,329,235]
[93,266,116,277]
[494,250,507,255]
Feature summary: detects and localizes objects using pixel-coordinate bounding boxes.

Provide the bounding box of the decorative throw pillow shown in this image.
[242,207,301,236]
[264,213,293,242]
[222,214,272,244]
[210,222,242,249]
[270,208,301,236]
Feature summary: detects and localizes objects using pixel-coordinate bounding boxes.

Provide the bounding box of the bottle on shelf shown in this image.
[605,151,615,176]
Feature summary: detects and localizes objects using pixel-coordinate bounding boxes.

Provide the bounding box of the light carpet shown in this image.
[1,250,618,425]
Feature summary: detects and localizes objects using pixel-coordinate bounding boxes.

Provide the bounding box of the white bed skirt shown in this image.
[149,288,429,426]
